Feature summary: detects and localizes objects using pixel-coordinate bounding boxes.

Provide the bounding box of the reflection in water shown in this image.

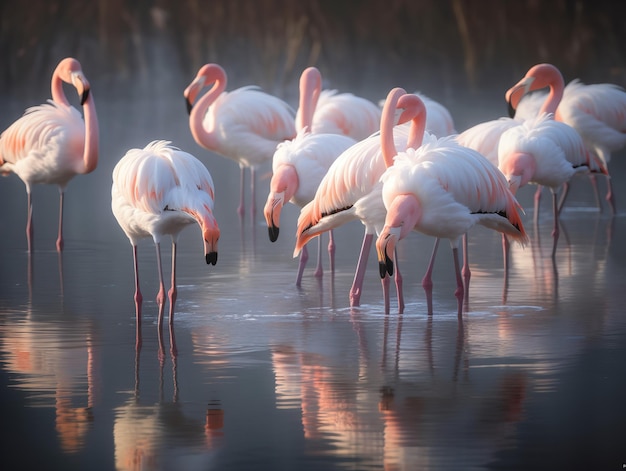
[0,309,96,454]
[113,325,223,471]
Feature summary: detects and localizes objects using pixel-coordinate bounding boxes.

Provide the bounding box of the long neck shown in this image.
[51,72,71,106]
[81,92,99,174]
[540,73,564,115]
[296,68,321,131]
[380,88,406,168]
[381,90,426,168]
[189,75,226,151]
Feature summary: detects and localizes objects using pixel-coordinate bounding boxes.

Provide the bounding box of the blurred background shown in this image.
[2,0,625,108]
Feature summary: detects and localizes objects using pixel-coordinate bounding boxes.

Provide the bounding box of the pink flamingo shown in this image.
[264,131,356,286]
[111,140,220,330]
[386,92,457,138]
[510,66,626,214]
[296,66,381,140]
[499,64,590,258]
[0,57,99,252]
[375,136,528,317]
[264,67,379,286]
[184,63,297,218]
[294,88,426,313]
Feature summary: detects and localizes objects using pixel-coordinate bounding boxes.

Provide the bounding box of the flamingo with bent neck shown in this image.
[294,88,426,313]
[184,63,296,219]
[0,57,99,252]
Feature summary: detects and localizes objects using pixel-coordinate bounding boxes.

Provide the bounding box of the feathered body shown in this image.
[455,117,520,166]
[112,140,219,253]
[515,79,626,165]
[498,113,588,192]
[0,57,99,252]
[295,67,380,141]
[380,138,527,244]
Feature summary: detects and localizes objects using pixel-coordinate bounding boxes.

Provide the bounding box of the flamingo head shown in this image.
[199,212,220,265]
[506,63,564,117]
[264,165,298,242]
[498,152,537,194]
[56,58,91,105]
[375,193,422,278]
[184,63,227,115]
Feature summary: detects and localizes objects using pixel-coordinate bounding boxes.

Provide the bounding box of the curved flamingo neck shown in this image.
[81,91,99,174]
[189,66,227,151]
[380,89,426,168]
[539,74,564,115]
[296,67,321,131]
[51,68,71,107]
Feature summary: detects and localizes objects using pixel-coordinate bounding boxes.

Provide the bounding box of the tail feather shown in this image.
[294,203,357,256]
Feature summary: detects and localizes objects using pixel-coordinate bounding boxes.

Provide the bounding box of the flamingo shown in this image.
[296,66,381,140]
[510,66,626,214]
[375,136,528,318]
[184,63,297,218]
[0,57,99,252]
[264,130,356,286]
[264,67,377,286]
[294,88,427,313]
[500,64,591,257]
[111,140,220,330]
[384,92,457,138]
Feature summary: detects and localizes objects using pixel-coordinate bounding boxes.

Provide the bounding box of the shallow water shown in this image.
[1,89,626,471]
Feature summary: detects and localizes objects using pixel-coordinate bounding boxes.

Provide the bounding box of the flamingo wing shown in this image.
[312,90,381,140]
[456,117,520,166]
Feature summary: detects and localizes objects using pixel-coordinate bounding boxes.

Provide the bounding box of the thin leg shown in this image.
[133,244,143,350]
[328,230,336,274]
[588,174,602,212]
[250,166,257,219]
[296,244,309,287]
[452,246,464,319]
[422,238,440,316]
[394,248,404,314]
[313,236,323,277]
[56,190,64,252]
[605,175,616,215]
[462,233,470,305]
[168,241,178,326]
[501,234,510,304]
[26,190,34,253]
[349,232,373,307]
[557,182,570,215]
[237,165,245,218]
[381,274,390,314]
[533,185,543,226]
[155,242,166,331]
[551,191,560,259]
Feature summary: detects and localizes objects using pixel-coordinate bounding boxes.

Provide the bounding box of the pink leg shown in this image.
[381,274,390,314]
[154,242,166,331]
[462,233,470,304]
[422,238,440,316]
[313,236,323,278]
[250,166,257,219]
[328,230,336,274]
[501,234,510,304]
[237,165,245,218]
[587,174,602,212]
[550,190,560,259]
[452,246,464,319]
[557,182,570,215]
[56,190,65,252]
[533,185,543,226]
[393,248,404,314]
[133,244,143,319]
[605,175,616,215]
[349,232,373,307]
[168,241,178,326]
[26,190,34,253]
[296,244,309,287]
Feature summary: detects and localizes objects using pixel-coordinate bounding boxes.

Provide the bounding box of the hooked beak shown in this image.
[376,228,400,278]
[505,76,535,118]
[264,192,284,243]
[186,98,193,115]
[206,252,218,265]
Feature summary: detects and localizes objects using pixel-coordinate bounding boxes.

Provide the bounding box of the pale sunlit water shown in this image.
[1,81,626,471]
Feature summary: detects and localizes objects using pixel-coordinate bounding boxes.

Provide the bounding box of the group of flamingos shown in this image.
[1,57,625,326]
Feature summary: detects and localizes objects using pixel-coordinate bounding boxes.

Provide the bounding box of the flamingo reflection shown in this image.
[113,324,223,471]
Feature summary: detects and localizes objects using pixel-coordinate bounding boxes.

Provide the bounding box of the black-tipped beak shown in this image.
[81,88,90,106]
[507,98,515,119]
[186,98,193,115]
[378,251,394,278]
[268,224,279,242]
[206,252,218,265]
